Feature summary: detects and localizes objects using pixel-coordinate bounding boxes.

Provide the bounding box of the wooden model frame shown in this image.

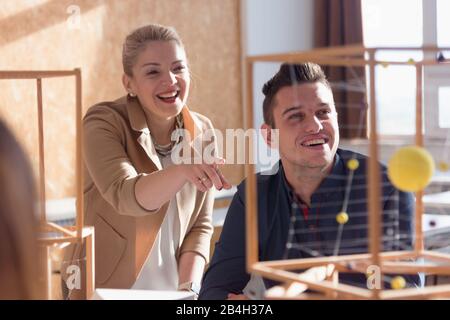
[0,70,94,300]
[244,45,450,299]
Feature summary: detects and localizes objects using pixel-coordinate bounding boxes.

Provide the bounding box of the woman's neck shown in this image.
[143,109,176,146]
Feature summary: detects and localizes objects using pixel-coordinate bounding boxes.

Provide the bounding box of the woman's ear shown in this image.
[122,74,134,94]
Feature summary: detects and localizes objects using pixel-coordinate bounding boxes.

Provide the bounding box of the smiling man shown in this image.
[199,63,420,300]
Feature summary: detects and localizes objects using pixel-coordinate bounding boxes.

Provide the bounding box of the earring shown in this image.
[128,92,136,98]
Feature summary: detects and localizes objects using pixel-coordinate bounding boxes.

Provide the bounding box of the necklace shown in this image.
[152,113,184,156]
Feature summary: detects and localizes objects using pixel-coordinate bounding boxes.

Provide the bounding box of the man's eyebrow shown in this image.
[282,106,303,116]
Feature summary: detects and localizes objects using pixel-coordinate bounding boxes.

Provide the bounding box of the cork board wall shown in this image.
[0,0,244,199]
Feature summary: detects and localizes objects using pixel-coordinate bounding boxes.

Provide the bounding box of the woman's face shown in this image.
[126,40,190,120]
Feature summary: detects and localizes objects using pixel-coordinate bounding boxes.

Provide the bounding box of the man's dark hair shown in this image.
[262,62,330,127]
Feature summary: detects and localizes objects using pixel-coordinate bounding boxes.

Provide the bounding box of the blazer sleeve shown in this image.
[179,187,215,263]
[199,186,250,300]
[83,106,156,217]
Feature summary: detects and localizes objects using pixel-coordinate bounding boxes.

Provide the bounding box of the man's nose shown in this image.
[304,115,323,133]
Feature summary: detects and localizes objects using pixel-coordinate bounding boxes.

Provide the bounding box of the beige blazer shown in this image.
[63,96,215,297]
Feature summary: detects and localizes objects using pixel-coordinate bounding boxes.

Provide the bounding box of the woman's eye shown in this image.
[146,70,159,76]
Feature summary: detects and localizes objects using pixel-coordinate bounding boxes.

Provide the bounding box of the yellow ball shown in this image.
[438,161,449,172]
[391,276,406,290]
[381,62,389,68]
[387,146,435,192]
[347,159,360,171]
[407,58,415,64]
[336,212,349,225]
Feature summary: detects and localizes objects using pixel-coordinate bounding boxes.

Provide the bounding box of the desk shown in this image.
[423,191,450,214]
[91,288,195,300]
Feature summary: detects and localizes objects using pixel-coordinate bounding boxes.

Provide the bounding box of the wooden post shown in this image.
[368,50,382,299]
[245,59,259,271]
[75,69,84,239]
[414,64,424,253]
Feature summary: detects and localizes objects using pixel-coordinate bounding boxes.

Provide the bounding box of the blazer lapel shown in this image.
[126,97,162,170]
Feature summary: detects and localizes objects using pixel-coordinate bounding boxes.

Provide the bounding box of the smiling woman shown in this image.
[62,24,231,299]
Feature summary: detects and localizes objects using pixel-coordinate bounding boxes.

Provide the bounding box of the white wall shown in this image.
[240,0,315,172]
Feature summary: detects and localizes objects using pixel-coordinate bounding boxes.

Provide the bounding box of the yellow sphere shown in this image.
[387,146,435,192]
[336,212,349,225]
[391,276,406,290]
[347,158,360,171]
[438,161,449,172]
[381,62,389,68]
[407,58,415,64]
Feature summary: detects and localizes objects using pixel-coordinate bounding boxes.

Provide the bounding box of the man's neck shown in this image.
[282,160,334,207]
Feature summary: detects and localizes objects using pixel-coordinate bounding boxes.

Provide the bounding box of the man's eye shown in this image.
[173,65,186,73]
[288,114,303,120]
[317,110,330,116]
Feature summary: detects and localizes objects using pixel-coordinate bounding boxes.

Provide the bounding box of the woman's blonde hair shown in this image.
[0,120,43,299]
[122,23,184,77]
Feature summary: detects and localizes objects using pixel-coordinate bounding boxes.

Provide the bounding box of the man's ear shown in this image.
[261,123,274,148]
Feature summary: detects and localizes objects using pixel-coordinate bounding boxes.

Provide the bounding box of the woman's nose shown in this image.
[162,71,177,85]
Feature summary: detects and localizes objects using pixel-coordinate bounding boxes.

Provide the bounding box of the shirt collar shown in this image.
[280,150,345,206]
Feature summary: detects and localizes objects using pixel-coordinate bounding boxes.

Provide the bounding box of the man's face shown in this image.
[271,82,339,172]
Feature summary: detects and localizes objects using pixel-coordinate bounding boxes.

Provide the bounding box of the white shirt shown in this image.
[131,155,180,290]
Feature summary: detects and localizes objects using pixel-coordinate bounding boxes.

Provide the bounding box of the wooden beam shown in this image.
[381,285,450,300]
[0,70,77,79]
[257,251,417,270]
[247,44,365,62]
[253,264,372,299]
[46,222,76,238]
[421,251,450,264]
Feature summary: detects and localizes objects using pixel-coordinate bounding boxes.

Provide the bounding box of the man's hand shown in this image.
[227,293,249,300]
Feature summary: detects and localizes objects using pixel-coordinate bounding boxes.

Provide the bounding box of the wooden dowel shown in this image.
[37,236,78,245]
[380,262,450,275]
[85,227,95,298]
[75,69,83,239]
[36,78,46,224]
[372,46,450,52]
[245,60,258,271]
[368,51,382,299]
[415,64,424,253]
